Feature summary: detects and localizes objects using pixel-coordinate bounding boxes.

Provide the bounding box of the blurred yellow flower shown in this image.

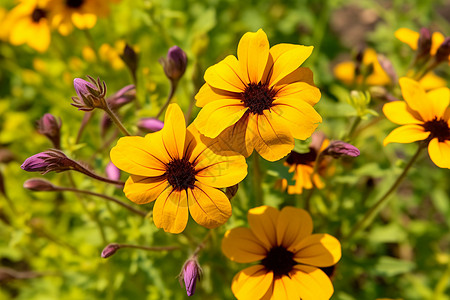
[110,104,248,233]
[1,0,51,52]
[333,48,391,86]
[48,0,110,35]
[395,28,448,61]
[99,41,125,70]
[194,29,321,162]
[222,205,341,300]
[383,77,450,169]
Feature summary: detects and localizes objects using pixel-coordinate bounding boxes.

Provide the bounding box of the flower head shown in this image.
[194,29,322,161]
[21,150,75,174]
[179,258,202,296]
[383,77,450,168]
[159,46,188,83]
[72,76,107,111]
[110,104,248,233]
[221,205,341,300]
[37,113,61,149]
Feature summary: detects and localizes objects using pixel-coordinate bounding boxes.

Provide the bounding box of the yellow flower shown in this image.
[1,0,51,52]
[333,48,391,86]
[383,77,450,169]
[194,29,321,162]
[221,205,341,300]
[110,104,248,233]
[395,28,448,61]
[48,0,110,35]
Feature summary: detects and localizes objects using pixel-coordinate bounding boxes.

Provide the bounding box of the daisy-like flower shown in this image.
[194,29,321,162]
[48,0,110,35]
[383,77,450,169]
[221,205,341,300]
[110,104,248,233]
[1,0,51,52]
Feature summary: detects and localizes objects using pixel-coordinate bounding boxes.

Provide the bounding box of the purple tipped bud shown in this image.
[101,243,120,258]
[159,46,187,82]
[74,78,97,100]
[120,44,138,80]
[179,259,202,297]
[72,76,107,111]
[21,150,75,174]
[417,28,432,58]
[37,114,61,149]
[23,178,57,191]
[435,37,450,63]
[323,141,360,158]
[106,162,120,182]
[137,118,164,132]
[107,85,136,110]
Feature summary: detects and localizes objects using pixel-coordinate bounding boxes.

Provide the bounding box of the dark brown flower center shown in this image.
[66,0,84,8]
[165,158,196,191]
[286,148,317,166]
[261,246,296,278]
[31,8,47,23]
[240,82,276,115]
[423,117,450,142]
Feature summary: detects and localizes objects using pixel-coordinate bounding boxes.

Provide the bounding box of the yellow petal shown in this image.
[123,175,168,204]
[276,207,313,250]
[153,188,189,233]
[221,228,267,263]
[204,55,247,93]
[251,112,294,161]
[399,77,435,121]
[290,265,334,300]
[27,23,50,52]
[271,98,322,140]
[333,61,355,84]
[425,87,450,119]
[72,12,97,29]
[430,31,445,56]
[161,103,186,160]
[267,44,314,86]
[274,81,321,106]
[237,29,270,84]
[194,99,247,138]
[231,265,274,300]
[275,67,316,86]
[195,83,239,107]
[271,275,300,300]
[292,234,341,267]
[395,28,419,50]
[383,125,430,146]
[382,101,423,125]
[187,182,231,228]
[9,19,32,45]
[428,138,450,169]
[248,206,279,250]
[110,136,167,177]
[419,72,447,90]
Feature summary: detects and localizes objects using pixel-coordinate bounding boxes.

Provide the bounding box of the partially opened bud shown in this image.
[21,150,75,174]
[137,118,164,132]
[435,37,450,63]
[159,46,187,82]
[179,258,202,297]
[23,178,57,191]
[101,243,120,258]
[72,76,107,111]
[37,114,61,149]
[323,141,360,158]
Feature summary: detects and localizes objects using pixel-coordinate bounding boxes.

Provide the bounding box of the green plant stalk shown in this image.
[345,145,424,241]
[433,259,450,299]
[252,154,264,205]
[156,80,178,119]
[345,116,362,142]
[104,105,131,136]
[117,243,180,252]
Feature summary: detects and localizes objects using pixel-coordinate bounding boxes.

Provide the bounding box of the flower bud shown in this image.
[435,37,450,63]
[417,27,432,59]
[0,148,15,164]
[159,46,187,82]
[106,162,120,182]
[21,150,75,174]
[72,76,107,111]
[120,44,138,80]
[225,184,238,200]
[323,141,360,158]
[137,118,164,132]
[107,85,136,110]
[37,114,61,149]
[377,54,397,83]
[179,258,202,297]
[101,243,120,258]
[23,178,57,191]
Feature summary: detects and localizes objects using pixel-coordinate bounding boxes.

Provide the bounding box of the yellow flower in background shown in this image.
[333,48,391,86]
[110,104,248,233]
[395,28,448,62]
[48,0,110,35]
[222,205,341,300]
[383,77,450,169]
[194,29,322,162]
[1,0,51,52]
[98,41,126,70]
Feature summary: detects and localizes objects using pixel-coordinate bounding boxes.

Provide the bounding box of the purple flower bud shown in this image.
[106,162,120,182]
[323,141,360,158]
[37,114,61,149]
[377,54,397,83]
[73,78,97,100]
[21,150,75,174]
[435,37,450,63]
[101,243,120,258]
[23,178,57,191]
[417,28,432,58]
[107,85,136,110]
[179,259,202,296]
[120,44,138,80]
[159,46,187,82]
[72,76,107,111]
[138,118,164,132]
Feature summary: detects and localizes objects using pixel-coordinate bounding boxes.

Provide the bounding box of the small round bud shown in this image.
[159,46,187,82]
[179,258,202,297]
[101,243,120,258]
[23,178,57,191]
[137,118,164,132]
[37,114,61,149]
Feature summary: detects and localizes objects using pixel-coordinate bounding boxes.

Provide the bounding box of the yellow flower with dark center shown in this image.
[194,29,322,162]
[383,77,450,169]
[110,104,248,233]
[222,205,341,300]
[1,0,51,52]
[395,28,448,61]
[48,0,110,35]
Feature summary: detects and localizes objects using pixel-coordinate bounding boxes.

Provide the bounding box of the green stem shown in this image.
[104,106,131,136]
[345,116,361,142]
[192,230,213,257]
[252,154,264,205]
[345,145,424,241]
[117,243,179,252]
[433,259,450,299]
[155,81,177,119]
